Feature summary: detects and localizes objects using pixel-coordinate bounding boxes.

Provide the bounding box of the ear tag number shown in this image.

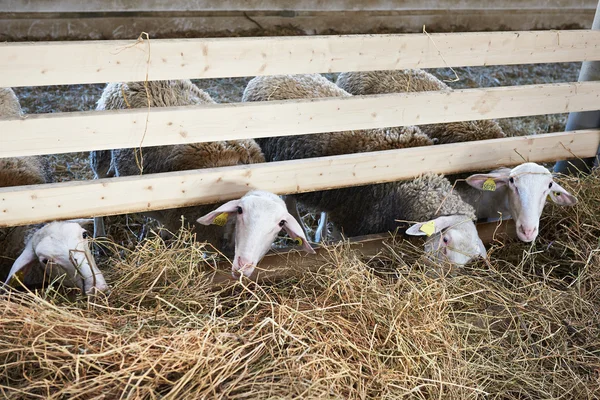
[419,221,435,237]
[213,213,229,226]
[482,178,496,191]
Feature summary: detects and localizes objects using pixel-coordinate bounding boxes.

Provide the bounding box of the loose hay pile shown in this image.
[1,171,600,399]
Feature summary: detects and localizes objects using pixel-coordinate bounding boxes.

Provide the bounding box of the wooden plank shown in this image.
[1,30,600,87]
[2,1,594,41]
[3,0,595,13]
[2,10,594,41]
[0,130,597,227]
[208,219,517,285]
[1,81,599,158]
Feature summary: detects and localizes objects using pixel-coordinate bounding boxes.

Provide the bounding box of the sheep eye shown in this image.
[237,206,243,214]
[41,259,49,265]
[279,220,286,227]
[548,182,553,189]
[443,237,449,244]
[509,177,514,184]
[82,231,89,239]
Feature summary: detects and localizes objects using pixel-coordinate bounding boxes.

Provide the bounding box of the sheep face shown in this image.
[406,215,486,265]
[5,221,109,296]
[198,190,315,278]
[466,163,577,242]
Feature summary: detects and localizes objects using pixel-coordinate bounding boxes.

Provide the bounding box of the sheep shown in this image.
[89,80,314,277]
[242,74,432,239]
[457,162,577,242]
[242,74,433,159]
[300,172,487,266]
[0,88,108,295]
[244,73,435,242]
[242,74,486,265]
[335,70,506,144]
[90,80,264,238]
[3,220,109,296]
[197,190,315,277]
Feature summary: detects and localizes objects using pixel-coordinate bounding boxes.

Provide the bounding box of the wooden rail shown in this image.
[1,1,593,13]
[1,81,599,158]
[1,1,596,40]
[1,30,600,87]
[1,130,598,227]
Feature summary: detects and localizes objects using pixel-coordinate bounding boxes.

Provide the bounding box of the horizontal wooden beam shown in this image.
[2,0,595,13]
[209,219,517,285]
[1,30,599,87]
[2,10,594,41]
[1,81,599,158]
[0,130,597,227]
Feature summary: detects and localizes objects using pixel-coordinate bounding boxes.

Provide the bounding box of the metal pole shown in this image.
[554,0,600,174]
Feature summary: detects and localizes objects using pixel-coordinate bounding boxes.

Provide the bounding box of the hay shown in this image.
[1,171,599,399]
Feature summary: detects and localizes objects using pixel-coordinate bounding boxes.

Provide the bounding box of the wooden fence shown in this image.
[0,29,599,228]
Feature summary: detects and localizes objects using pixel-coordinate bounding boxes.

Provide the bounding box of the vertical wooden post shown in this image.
[554,0,600,174]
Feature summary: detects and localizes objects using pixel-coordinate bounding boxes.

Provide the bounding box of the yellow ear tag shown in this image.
[419,221,436,237]
[212,213,229,226]
[9,269,26,286]
[294,237,303,246]
[482,178,496,191]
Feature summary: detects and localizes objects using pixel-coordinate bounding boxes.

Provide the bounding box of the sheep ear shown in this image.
[406,215,468,236]
[196,199,241,226]
[477,238,488,259]
[549,182,577,206]
[283,213,316,254]
[466,173,509,191]
[4,244,36,288]
[406,221,433,236]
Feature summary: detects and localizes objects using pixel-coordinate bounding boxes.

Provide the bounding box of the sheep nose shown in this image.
[86,284,111,297]
[518,225,538,242]
[232,257,255,278]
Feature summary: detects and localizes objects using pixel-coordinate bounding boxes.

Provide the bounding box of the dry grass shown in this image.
[1,170,599,399]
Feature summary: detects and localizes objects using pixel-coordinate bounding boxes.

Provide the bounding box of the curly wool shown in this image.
[0,88,52,280]
[0,88,23,117]
[242,74,433,160]
[90,80,265,248]
[295,173,475,237]
[243,74,440,236]
[336,70,505,144]
[395,173,476,223]
[90,80,217,179]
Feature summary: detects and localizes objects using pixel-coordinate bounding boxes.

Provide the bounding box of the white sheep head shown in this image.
[4,220,109,296]
[197,190,315,277]
[406,215,487,265]
[466,162,577,242]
